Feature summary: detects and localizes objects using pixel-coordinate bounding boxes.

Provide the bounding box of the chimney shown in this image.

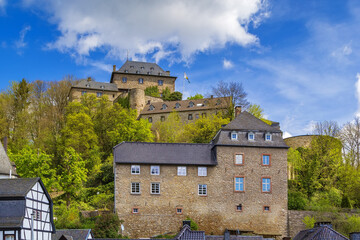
[350,232,360,240]
[235,106,241,117]
[113,65,116,72]
[224,229,230,240]
[166,70,170,75]
[183,220,191,227]
[87,77,91,82]
[3,136,7,154]
[210,95,213,99]
[314,222,332,229]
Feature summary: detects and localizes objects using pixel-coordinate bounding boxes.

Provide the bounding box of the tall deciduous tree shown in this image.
[153,111,186,143]
[211,80,250,109]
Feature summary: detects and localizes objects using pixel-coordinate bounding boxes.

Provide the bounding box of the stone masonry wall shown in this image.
[113,73,176,93]
[114,146,288,239]
[69,88,120,102]
[284,136,313,149]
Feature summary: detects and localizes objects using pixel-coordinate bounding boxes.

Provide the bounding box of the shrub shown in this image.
[288,191,308,210]
[185,217,199,230]
[117,96,129,108]
[145,86,160,98]
[302,216,316,229]
[341,195,352,209]
[92,213,123,238]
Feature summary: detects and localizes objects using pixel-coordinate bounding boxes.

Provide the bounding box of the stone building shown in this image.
[0,138,18,179]
[113,111,289,239]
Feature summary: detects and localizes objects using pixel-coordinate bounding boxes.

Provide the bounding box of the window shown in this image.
[265,132,272,141]
[216,99,222,105]
[198,184,207,196]
[198,167,207,176]
[195,114,199,119]
[131,182,140,194]
[149,105,154,111]
[231,131,238,140]
[151,166,160,175]
[162,104,167,110]
[161,116,165,122]
[148,117,153,123]
[234,177,244,192]
[236,204,242,212]
[202,113,207,118]
[188,114,193,120]
[122,77,127,83]
[100,85,105,89]
[175,103,181,109]
[177,166,186,176]
[32,210,41,220]
[158,80,163,86]
[131,165,140,174]
[262,177,271,193]
[97,92,103,97]
[150,67,154,70]
[124,70,128,73]
[130,66,134,69]
[151,183,160,194]
[132,207,139,214]
[176,207,183,214]
[189,102,194,107]
[4,235,15,240]
[140,66,144,69]
[138,78,144,84]
[263,206,270,212]
[235,154,244,165]
[262,154,271,166]
[81,91,87,95]
[248,132,255,141]
[136,70,139,74]
[85,83,90,87]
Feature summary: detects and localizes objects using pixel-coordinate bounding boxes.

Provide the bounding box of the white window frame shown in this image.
[262,178,271,193]
[139,78,144,84]
[198,184,207,196]
[235,154,243,165]
[151,166,160,175]
[198,167,207,176]
[265,132,272,141]
[231,131,238,140]
[262,155,270,166]
[97,92,103,97]
[177,166,187,176]
[151,182,160,194]
[131,165,140,175]
[248,132,255,141]
[235,177,244,192]
[131,182,140,194]
[4,235,15,240]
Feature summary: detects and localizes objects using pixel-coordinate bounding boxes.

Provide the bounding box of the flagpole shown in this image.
[183,72,185,98]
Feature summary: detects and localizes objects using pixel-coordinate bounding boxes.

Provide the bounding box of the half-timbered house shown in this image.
[0,178,55,240]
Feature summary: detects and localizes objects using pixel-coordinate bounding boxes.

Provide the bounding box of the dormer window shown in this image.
[150,67,154,70]
[248,132,255,141]
[203,100,208,106]
[231,131,238,140]
[85,83,90,87]
[265,132,272,141]
[162,104,167,110]
[189,102,194,107]
[147,71,150,74]
[136,70,140,74]
[124,70,128,73]
[149,105,154,111]
[158,72,162,76]
[130,66,134,69]
[140,66,144,69]
[175,103,181,109]
[100,85,105,89]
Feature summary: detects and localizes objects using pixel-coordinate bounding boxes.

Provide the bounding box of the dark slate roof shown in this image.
[212,112,289,148]
[0,200,25,228]
[175,225,205,240]
[206,236,263,240]
[117,60,173,77]
[0,141,17,176]
[222,111,281,132]
[139,97,230,115]
[114,142,216,166]
[52,229,92,240]
[293,226,348,240]
[0,178,39,197]
[72,80,118,92]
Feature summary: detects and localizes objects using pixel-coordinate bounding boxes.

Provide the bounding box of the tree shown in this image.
[211,80,250,109]
[144,86,160,98]
[247,104,272,125]
[167,91,182,101]
[313,120,341,137]
[187,94,203,100]
[153,112,185,143]
[340,117,360,168]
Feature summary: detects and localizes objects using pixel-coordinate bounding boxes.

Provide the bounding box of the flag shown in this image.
[184,72,190,83]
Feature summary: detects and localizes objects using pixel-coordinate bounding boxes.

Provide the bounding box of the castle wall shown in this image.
[284,135,313,149]
[69,88,120,102]
[114,146,288,238]
[112,73,176,93]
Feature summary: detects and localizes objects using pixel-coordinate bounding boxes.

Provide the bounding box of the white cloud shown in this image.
[303,120,316,134]
[282,131,292,139]
[0,0,6,14]
[15,25,31,54]
[22,0,267,63]
[223,59,234,69]
[355,73,360,117]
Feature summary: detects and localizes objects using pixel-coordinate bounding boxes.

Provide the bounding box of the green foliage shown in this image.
[161,87,171,100]
[92,213,123,238]
[116,96,130,109]
[341,195,352,209]
[185,217,199,231]
[166,91,183,101]
[187,94,204,100]
[307,189,342,211]
[8,147,59,191]
[54,202,82,229]
[288,191,307,210]
[145,86,160,98]
[302,216,316,229]
[153,112,186,143]
[247,104,272,125]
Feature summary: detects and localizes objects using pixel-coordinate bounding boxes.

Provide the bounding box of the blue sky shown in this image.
[0,0,359,137]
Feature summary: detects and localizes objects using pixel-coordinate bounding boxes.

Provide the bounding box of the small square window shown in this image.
[264,206,270,212]
[132,207,139,214]
[198,167,207,176]
[236,204,242,212]
[151,166,160,175]
[5,235,15,240]
[195,114,199,119]
[151,183,160,194]
[97,92,103,97]
[131,165,140,174]
[131,182,140,194]
[148,117,153,123]
[262,177,271,193]
[161,116,165,122]
[248,132,255,141]
[158,80,163,86]
[262,154,270,166]
[122,77,127,83]
[139,78,144,84]
[235,154,244,165]
[33,209,41,220]
[265,133,272,141]
[176,207,183,215]
[177,166,186,176]
[231,132,237,140]
[188,114,193,120]
[198,184,207,196]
